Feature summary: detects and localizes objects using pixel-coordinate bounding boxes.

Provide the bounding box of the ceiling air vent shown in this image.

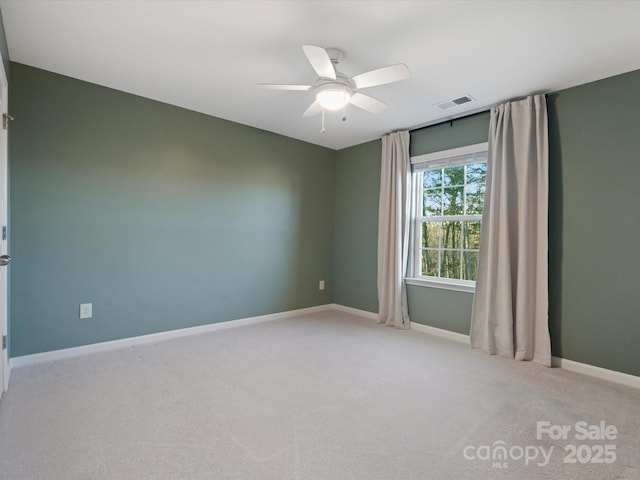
[435,95,475,110]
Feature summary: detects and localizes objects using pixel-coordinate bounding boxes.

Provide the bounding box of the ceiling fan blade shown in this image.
[302,45,336,80]
[352,64,410,89]
[257,83,312,91]
[349,92,388,113]
[303,100,322,117]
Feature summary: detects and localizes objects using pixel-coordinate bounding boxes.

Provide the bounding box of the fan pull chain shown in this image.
[321,106,326,133]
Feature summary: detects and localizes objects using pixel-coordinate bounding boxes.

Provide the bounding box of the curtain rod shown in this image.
[405,92,550,135]
[409,108,489,134]
[382,108,489,138]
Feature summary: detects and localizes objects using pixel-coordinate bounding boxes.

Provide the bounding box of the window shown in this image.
[409,143,487,292]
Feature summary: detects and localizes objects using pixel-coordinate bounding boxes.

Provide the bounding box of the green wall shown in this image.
[409,112,490,157]
[547,69,640,377]
[334,72,640,377]
[9,63,335,357]
[333,140,380,312]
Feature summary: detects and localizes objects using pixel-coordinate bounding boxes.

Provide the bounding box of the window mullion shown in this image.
[413,153,486,285]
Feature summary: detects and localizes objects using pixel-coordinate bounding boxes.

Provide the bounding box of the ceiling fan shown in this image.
[259,45,410,131]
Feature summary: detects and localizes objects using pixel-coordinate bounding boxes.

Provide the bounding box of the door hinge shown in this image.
[1,226,6,240]
[2,335,6,350]
[2,113,13,130]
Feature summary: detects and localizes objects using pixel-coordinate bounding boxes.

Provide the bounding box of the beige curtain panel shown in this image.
[377,131,411,329]
[470,95,551,366]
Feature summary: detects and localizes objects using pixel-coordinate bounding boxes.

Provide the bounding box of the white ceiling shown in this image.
[2,1,640,150]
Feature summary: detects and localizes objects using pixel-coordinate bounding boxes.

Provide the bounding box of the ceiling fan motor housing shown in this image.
[325,47,345,65]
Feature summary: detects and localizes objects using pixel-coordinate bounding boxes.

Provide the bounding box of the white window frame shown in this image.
[407,142,488,293]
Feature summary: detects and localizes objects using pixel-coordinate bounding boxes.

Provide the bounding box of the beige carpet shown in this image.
[1,310,639,480]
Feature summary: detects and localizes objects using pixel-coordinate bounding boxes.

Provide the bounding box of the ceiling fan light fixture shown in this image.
[259,45,410,128]
[316,85,352,111]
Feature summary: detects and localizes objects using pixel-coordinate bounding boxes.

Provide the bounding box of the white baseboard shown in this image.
[334,304,640,390]
[331,303,378,320]
[10,304,333,369]
[409,321,470,344]
[330,303,471,343]
[9,302,640,391]
[551,356,640,390]
[6,359,11,390]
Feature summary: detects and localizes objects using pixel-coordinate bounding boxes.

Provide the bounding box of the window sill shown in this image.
[405,277,475,293]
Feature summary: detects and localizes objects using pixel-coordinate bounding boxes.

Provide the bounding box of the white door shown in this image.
[0,56,9,398]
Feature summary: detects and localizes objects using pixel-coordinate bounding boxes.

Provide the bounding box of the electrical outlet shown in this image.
[319,280,325,291]
[79,303,93,319]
